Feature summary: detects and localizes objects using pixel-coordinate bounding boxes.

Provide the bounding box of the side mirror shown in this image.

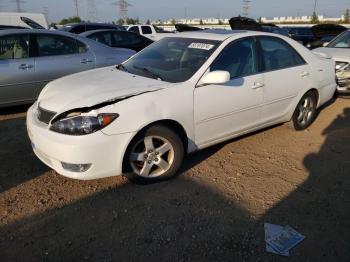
[323,42,329,47]
[200,71,230,86]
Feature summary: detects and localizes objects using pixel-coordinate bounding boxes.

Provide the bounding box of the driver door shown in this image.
[194,37,264,146]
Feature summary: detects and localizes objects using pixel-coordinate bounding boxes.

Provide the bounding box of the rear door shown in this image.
[32,33,95,93]
[257,36,311,123]
[0,33,36,105]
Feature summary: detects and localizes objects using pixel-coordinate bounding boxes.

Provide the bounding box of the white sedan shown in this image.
[27,31,336,183]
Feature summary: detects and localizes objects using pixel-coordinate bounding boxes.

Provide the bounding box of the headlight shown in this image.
[50,113,119,135]
[335,62,349,72]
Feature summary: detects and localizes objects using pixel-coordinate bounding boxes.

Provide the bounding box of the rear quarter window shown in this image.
[258,37,306,72]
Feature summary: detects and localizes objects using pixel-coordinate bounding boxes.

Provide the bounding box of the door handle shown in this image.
[301,71,310,77]
[18,64,34,70]
[252,82,264,89]
[81,58,93,64]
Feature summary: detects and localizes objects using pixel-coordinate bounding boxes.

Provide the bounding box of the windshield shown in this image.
[122,37,221,83]
[328,31,350,48]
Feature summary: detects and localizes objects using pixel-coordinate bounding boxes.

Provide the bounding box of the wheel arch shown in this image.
[121,119,189,173]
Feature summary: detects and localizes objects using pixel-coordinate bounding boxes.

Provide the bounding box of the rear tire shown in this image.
[290,91,317,130]
[123,125,184,184]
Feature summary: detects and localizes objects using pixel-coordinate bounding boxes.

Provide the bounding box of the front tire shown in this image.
[290,91,317,130]
[124,125,184,183]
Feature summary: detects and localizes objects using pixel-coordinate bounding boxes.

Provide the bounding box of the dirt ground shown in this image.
[0,96,349,262]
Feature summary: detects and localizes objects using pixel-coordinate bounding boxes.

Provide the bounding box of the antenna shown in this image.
[242,0,250,17]
[73,0,79,17]
[112,0,132,20]
[13,0,26,12]
[86,0,98,22]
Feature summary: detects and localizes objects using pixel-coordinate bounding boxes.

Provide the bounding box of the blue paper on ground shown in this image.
[264,223,305,257]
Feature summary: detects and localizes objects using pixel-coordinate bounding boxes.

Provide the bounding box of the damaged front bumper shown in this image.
[27,103,136,180]
[336,70,350,94]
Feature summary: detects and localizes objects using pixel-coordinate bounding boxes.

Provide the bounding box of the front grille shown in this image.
[37,106,56,124]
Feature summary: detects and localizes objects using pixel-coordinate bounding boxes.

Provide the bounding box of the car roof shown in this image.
[80,29,128,36]
[165,30,269,41]
[0,28,78,36]
[63,22,121,26]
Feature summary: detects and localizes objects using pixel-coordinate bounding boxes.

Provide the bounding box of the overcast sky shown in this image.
[0,0,349,22]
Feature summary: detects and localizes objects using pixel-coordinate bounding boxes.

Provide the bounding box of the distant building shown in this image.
[261,15,345,23]
[155,18,229,25]
[154,15,346,26]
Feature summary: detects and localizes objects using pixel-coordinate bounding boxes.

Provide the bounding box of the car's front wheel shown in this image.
[290,91,317,130]
[124,125,184,183]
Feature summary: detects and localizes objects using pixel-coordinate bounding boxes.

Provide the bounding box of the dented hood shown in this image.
[38,66,168,112]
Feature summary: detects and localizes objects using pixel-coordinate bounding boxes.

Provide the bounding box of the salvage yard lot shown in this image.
[0,97,349,261]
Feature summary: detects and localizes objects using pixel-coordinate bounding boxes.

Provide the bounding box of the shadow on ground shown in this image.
[0,104,349,261]
[0,106,49,193]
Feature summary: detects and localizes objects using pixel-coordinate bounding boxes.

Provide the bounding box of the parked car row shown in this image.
[286,24,348,49]
[0,29,135,107]
[26,30,337,183]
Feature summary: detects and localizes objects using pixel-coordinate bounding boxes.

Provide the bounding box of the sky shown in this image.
[0,0,349,23]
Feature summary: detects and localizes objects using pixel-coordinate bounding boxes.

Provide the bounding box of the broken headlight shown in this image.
[50,113,119,135]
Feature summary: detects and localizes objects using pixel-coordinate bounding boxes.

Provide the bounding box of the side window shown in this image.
[90,32,112,46]
[128,26,140,34]
[71,25,86,34]
[259,37,305,72]
[36,35,79,57]
[77,40,87,53]
[211,38,257,79]
[141,26,152,35]
[0,34,29,60]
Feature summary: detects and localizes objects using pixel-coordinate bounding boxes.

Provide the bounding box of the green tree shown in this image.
[146,19,151,25]
[171,19,176,25]
[343,9,350,23]
[58,16,82,25]
[311,11,319,24]
[218,19,223,25]
[123,17,142,25]
[199,19,203,25]
[116,18,125,25]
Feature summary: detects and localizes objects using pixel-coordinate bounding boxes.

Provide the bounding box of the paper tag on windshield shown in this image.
[188,43,215,50]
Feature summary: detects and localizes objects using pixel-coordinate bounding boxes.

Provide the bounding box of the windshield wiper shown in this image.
[116,63,129,72]
[133,65,164,81]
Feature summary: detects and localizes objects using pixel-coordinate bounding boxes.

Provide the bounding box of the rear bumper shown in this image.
[26,103,136,180]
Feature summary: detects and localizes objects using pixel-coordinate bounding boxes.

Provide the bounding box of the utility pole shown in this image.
[242,0,250,17]
[73,0,79,17]
[112,0,132,21]
[313,0,318,13]
[43,6,49,21]
[13,0,26,12]
[86,0,98,22]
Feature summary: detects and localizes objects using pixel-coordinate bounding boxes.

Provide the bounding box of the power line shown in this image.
[313,0,318,13]
[73,0,79,17]
[242,0,250,17]
[12,0,26,12]
[86,0,98,22]
[112,0,132,20]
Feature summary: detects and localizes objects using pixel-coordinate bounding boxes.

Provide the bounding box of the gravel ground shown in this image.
[0,97,349,262]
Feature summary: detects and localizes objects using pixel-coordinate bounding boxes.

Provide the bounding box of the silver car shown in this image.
[314,30,350,93]
[0,29,135,107]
